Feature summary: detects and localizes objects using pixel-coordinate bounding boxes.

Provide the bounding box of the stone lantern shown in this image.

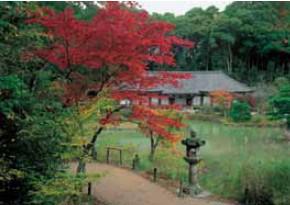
[181,129,205,196]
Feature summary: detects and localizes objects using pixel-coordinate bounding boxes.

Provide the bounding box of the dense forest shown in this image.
[0,1,289,205]
[0,2,100,204]
[152,2,290,84]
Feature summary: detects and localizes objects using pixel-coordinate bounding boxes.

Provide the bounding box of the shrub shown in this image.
[286,116,290,129]
[251,114,264,124]
[212,105,225,115]
[274,77,289,89]
[199,105,214,114]
[269,84,290,129]
[240,162,274,205]
[230,101,251,122]
[31,172,101,205]
[210,90,234,117]
[253,82,277,114]
[0,76,72,204]
[240,159,290,205]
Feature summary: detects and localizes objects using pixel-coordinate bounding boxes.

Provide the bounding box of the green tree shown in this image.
[229,100,251,122]
[0,75,72,204]
[0,2,86,204]
[269,83,290,129]
[151,2,290,84]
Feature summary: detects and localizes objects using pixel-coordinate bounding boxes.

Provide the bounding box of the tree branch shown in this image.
[85,105,125,150]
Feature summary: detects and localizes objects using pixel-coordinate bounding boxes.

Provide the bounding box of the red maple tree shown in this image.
[27,2,193,172]
[209,90,234,109]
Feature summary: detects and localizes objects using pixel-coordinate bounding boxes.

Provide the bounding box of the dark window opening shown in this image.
[186,97,193,106]
[169,96,175,105]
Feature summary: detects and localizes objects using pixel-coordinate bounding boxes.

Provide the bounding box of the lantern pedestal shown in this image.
[181,129,205,197]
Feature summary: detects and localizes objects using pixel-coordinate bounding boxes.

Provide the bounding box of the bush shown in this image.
[31,172,101,205]
[230,101,251,122]
[212,105,225,115]
[199,105,214,114]
[240,162,274,205]
[269,84,290,129]
[253,82,277,114]
[240,159,290,205]
[286,116,290,129]
[187,113,221,123]
[274,77,289,89]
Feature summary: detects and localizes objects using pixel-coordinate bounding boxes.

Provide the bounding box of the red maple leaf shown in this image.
[27,2,193,142]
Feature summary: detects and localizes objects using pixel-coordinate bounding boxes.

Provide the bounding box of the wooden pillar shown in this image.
[169,95,175,105]
[119,150,122,166]
[186,95,193,106]
[106,148,110,164]
[158,98,162,106]
[200,95,204,106]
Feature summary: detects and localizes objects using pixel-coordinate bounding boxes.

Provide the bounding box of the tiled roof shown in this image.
[149,70,253,94]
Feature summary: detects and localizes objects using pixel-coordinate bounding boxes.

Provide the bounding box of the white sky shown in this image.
[138,1,233,15]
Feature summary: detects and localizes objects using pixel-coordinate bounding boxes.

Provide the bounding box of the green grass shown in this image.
[95,121,290,205]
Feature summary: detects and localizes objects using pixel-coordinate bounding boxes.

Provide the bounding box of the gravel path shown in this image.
[71,163,236,205]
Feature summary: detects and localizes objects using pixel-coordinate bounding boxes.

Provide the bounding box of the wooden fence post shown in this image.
[119,149,122,166]
[106,148,110,164]
[153,167,157,182]
[132,158,135,170]
[106,147,123,165]
[178,180,183,197]
[132,154,140,170]
[87,182,92,196]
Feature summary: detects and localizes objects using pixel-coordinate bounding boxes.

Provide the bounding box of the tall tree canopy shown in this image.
[152,2,290,84]
[0,2,78,204]
[27,2,193,172]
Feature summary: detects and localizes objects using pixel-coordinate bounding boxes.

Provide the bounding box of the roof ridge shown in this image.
[148,70,253,93]
[149,70,224,73]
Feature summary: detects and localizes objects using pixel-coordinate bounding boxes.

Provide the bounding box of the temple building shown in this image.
[120,71,253,107]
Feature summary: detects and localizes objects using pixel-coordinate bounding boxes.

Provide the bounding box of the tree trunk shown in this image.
[149,136,156,161]
[92,145,97,161]
[205,31,211,71]
[149,132,160,161]
[76,106,123,174]
[227,43,233,74]
[77,156,86,173]
[76,127,103,174]
[206,44,210,71]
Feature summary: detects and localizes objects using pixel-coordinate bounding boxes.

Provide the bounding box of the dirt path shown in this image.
[71,163,235,205]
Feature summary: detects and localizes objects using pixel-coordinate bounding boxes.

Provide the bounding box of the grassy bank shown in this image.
[187,113,285,128]
[95,120,290,205]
